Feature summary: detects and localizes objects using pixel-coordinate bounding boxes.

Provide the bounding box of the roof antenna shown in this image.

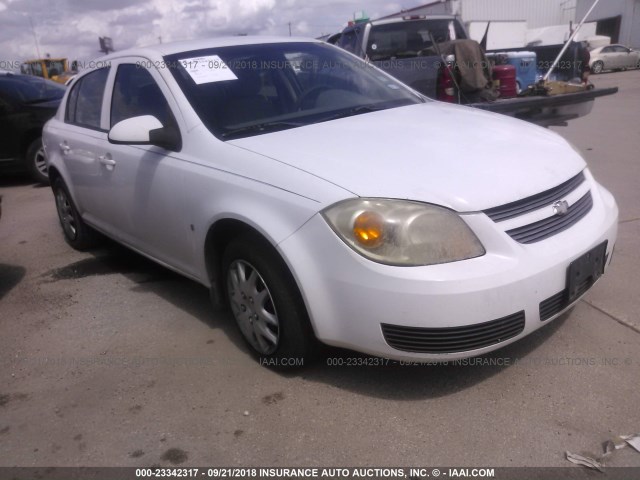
[29,16,42,59]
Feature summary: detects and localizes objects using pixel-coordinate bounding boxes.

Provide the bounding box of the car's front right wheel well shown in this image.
[204,219,317,363]
[204,219,270,310]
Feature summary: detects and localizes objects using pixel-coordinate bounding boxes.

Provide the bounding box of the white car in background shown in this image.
[590,44,640,73]
[43,37,618,365]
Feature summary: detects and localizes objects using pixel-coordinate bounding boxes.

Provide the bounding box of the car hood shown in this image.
[229,102,586,211]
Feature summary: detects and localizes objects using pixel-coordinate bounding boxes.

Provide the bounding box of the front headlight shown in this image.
[322,198,485,266]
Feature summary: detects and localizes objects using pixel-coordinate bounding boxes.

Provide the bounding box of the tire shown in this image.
[52,177,98,250]
[222,234,316,366]
[591,61,604,74]
[26,138,49,185]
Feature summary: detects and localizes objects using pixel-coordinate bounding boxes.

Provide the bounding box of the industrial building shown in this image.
[576,0,640,47]
[380,0,639,49]
[380,0,578,28]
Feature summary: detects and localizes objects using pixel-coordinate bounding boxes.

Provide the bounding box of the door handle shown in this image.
[59,142,70,155]
[98,154,116,170]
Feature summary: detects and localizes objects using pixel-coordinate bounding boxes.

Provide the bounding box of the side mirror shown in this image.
[108,115,181,151]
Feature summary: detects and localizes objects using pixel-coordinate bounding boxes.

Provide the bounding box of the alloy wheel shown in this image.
[227,259,279,355]
[55,188,77,240]
[34,146,47,177]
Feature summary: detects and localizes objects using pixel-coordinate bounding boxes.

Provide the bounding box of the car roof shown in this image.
[371,15,457,26]
[0,72,30,79]
[98,36,321,62]
[0,72,46,80]
[340,15,457,31]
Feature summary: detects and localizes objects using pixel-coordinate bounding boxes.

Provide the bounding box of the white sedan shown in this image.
[43,37,618,364]
[590,44,640,73]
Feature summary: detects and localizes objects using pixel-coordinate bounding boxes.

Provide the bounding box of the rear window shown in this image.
[367,20,466,60]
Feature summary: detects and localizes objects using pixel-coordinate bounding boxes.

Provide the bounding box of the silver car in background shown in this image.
[590,44,640,74]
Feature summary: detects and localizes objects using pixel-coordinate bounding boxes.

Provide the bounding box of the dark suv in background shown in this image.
[0,72,65,184]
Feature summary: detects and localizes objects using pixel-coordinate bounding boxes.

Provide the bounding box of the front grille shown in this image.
[484,172,585,222]
[505,192,593,244]
[381,311,525,354]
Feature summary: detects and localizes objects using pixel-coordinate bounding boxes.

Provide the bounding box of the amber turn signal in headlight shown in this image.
[353,211,384,248]
[322,198,485,266]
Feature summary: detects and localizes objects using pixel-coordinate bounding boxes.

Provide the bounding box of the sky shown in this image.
[0,0,407,69]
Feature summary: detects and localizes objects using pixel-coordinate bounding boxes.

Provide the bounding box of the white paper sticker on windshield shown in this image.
[180,55,238,84]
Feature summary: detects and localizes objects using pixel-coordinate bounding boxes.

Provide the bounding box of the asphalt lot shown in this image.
[1,70,639,470]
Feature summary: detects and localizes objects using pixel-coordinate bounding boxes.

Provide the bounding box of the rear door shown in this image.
[619,46,636,68]
[58,67,112,225]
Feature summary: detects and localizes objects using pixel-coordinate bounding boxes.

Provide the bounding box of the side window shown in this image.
[65,68,109,129]
[338,28,363,54]
[65,80,80,123]
[110,64,177,128]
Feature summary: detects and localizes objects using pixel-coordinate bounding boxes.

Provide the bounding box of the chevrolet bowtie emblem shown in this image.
[552,200,570,216]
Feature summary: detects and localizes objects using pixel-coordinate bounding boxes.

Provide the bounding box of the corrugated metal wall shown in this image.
[457,0,577,28]
[576,0,639,47]
[380,2,449,19]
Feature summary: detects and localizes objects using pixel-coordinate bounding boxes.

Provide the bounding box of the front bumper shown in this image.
[278,176,618,362]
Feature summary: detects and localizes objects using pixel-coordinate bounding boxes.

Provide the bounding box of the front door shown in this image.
[93,60,193,273]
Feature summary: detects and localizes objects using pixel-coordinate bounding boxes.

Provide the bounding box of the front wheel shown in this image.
[26,138,49,184]
[591,61,604,74]
[222,234,316,366]
[52,177,98,250]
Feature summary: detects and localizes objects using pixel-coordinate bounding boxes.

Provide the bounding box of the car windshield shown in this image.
[164,42,425,140]
[0,74,65,104]
[367,20,466,61]
[44,60,66,76]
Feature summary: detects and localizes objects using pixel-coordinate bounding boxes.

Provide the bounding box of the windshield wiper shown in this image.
[221,121,302,139]
[322,105,387,122]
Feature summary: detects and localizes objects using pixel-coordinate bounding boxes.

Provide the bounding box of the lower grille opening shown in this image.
[539,282,594,321]
[539,291,567,321]
[381,311,525,354]
[540,271,603,322]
